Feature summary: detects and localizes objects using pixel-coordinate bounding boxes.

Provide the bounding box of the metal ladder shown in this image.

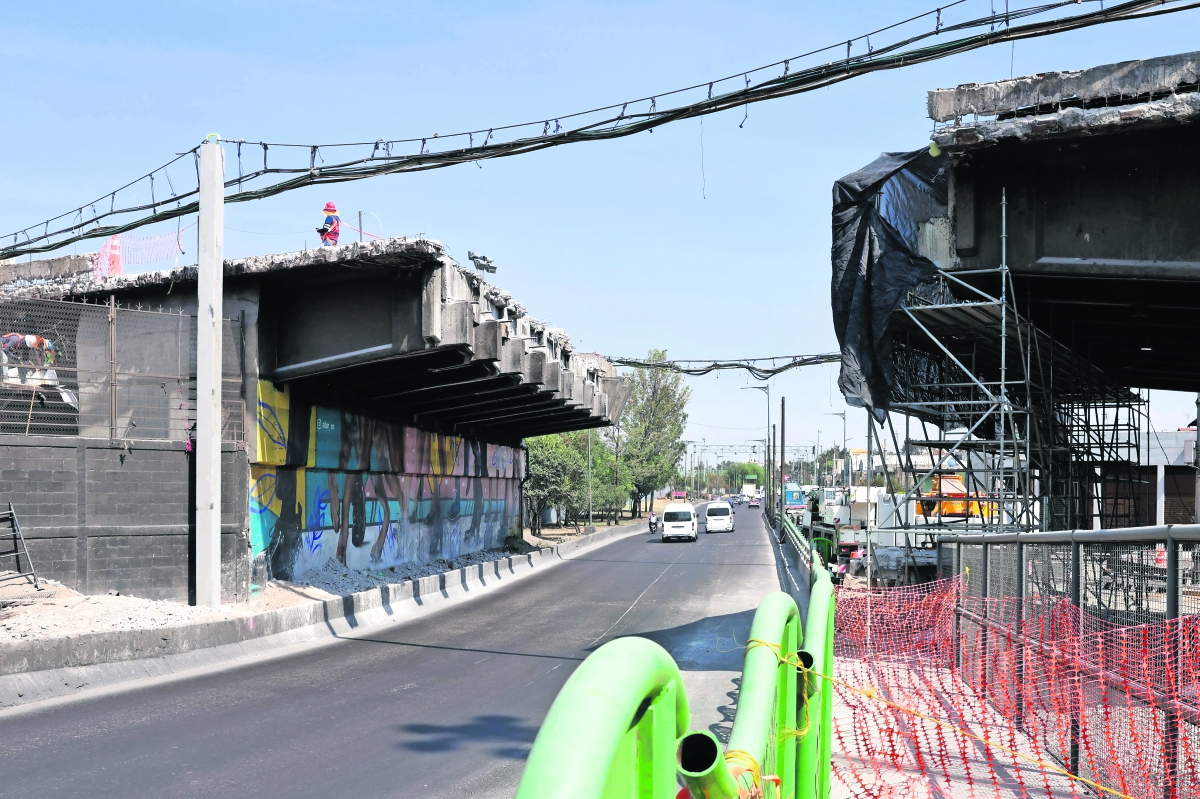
[0,502,39,590]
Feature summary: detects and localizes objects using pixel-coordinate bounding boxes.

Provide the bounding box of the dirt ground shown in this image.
[0,570,299,643]
[0,538,539,643]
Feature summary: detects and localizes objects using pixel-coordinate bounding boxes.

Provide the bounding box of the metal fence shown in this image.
[939,526,1200,790]
[939,526,1200,623]
[0,298,243,442]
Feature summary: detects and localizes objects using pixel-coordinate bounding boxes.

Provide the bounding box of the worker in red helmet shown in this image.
[317,202,341,246]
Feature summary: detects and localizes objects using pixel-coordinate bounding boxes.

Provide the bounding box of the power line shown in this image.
[610,353,841,379]
[4,0,1195,260]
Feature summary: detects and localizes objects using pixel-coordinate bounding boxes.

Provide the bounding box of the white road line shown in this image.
[587,548,685,647]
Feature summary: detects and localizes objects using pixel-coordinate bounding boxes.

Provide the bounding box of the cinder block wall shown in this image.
[0,435,249,602]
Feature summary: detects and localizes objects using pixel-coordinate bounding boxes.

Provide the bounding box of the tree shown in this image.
[724,461,765,491]
[615,349,690,516]
[524,435,583,535]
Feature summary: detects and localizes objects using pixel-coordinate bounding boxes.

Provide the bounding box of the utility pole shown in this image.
[771,424,777,517]
[780,397,786,508]
[825,411,847,487]
[587,428,593,526]
[358,210,363,243]
[196,137,224,608]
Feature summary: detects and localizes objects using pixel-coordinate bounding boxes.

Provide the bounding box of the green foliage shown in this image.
[724,461,765,490]
[525,435,583,534]
[614,349,690,514]
[526,430,635,530]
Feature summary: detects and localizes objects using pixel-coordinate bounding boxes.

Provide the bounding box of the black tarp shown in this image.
[831,147,947,418]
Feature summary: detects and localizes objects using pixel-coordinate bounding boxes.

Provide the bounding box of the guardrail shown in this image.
[514,571,837,798]
[514,636,690,799]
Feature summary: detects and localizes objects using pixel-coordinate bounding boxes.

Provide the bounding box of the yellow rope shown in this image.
[723,748,763,798]
[742,638,1133,799]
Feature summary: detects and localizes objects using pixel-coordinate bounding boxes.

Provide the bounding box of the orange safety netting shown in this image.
[92,231,183,279]
[830,576,1200,799]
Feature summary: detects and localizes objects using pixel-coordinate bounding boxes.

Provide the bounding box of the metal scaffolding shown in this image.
[882,252,1148,537]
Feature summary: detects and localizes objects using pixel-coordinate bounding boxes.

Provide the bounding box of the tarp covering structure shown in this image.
[831,147,947,415]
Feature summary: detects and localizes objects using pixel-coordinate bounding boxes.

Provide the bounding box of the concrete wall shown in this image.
[0,435,249,602]
[251,381,524,581]
[952,126,1200,272]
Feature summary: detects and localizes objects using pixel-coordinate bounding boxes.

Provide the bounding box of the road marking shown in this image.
[522,662,562,689]
[587,548,685,647]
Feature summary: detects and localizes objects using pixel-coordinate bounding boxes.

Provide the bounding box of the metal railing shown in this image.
[938,524,1200,789]
[938,525,1200,622]
[515,572,837,799]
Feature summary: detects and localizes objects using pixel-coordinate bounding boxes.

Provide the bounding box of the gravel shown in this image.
[291,547,518,596]
[0,543,538,643]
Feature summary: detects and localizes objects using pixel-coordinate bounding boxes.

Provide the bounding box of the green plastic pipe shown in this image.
[817,590,837,799]
[677,730,741,799]
[515,636,690,799]
[797,567,834,799]
[722,590,801,796]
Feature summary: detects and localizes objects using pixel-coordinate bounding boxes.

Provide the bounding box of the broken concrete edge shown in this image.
[926,50,1200,122]
[0,520,651,711]
[931,91,1200,151]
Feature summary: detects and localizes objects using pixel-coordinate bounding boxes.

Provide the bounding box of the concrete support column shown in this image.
[1156,464,1166,526]
[195,139,225,607]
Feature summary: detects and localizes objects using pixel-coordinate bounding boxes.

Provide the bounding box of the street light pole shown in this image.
[825,412,847,487]
[741,385,770,501]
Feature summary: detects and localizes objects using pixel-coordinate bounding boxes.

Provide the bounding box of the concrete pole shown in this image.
[587,428,593,526]
[195,140,225,607]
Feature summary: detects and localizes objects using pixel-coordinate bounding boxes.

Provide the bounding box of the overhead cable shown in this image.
[610,352,841,379]
[4,0,1197,259]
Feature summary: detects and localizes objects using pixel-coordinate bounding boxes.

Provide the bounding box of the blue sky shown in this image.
[4,1,1198,464]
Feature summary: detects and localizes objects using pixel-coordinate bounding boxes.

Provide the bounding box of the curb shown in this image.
[0,519,650,712]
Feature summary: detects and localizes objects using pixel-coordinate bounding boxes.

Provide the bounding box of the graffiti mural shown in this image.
[251,381,523,580]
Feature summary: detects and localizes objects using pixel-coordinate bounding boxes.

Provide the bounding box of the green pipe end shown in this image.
[677,730,740,799]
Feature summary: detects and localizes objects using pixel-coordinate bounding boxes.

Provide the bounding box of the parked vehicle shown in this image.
[661,503,698,542]
[705,501,734,533]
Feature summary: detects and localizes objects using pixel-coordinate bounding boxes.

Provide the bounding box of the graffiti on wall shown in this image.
[251,381,524,579]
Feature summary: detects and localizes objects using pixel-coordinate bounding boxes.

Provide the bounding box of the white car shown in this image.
[661,503,698,542]
[705,501,734,533]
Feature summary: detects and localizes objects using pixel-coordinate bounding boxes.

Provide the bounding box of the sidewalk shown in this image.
[0,517,650,711]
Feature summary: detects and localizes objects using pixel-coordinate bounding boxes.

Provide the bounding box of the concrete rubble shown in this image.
[927,50,1200,121]
[0,543,516,643]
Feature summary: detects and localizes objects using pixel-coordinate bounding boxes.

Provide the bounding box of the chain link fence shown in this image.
[0,298,242,442]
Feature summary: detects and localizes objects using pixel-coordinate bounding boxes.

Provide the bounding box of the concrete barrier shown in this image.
[0,519,651,712]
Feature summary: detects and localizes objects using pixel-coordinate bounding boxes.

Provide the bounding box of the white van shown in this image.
[705,501,734,533]
[661,502,697,542]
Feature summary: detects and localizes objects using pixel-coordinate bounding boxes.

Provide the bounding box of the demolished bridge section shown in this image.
[832,50,1200,534]
[0,237,628,596]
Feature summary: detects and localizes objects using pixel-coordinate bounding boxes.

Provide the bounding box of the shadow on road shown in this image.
[397,714,539,759]
[588,608,756,671]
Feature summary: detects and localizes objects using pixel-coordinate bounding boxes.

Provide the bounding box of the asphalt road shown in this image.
[2,503,785,799]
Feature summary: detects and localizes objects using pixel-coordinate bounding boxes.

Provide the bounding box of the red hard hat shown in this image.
[324,202,338,213]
